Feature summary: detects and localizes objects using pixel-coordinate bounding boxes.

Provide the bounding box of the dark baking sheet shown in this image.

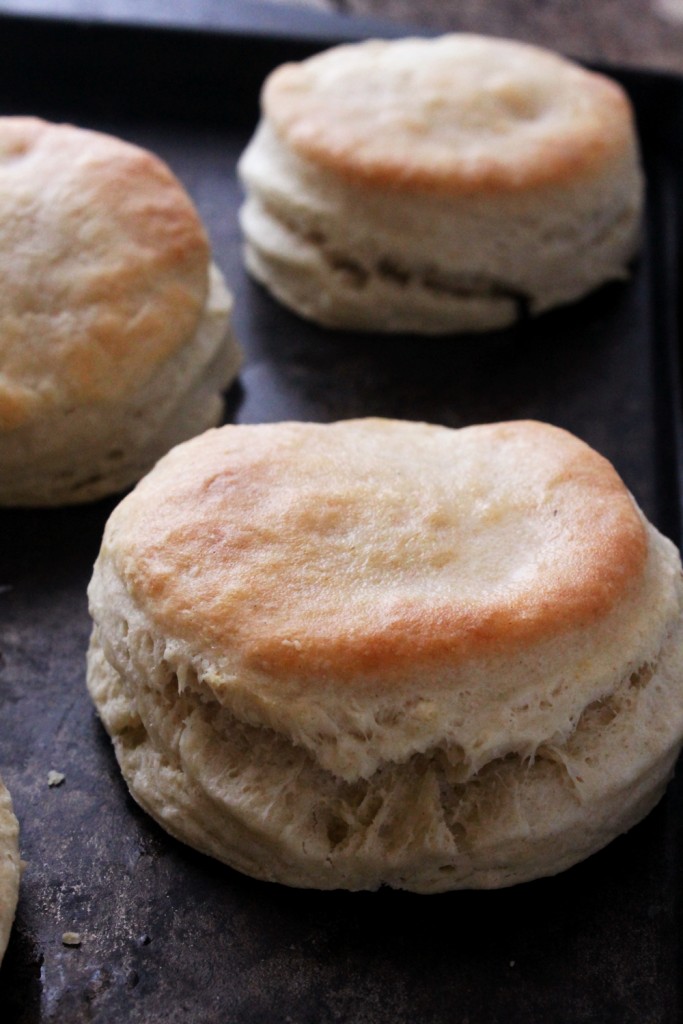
[1,7,683,1023]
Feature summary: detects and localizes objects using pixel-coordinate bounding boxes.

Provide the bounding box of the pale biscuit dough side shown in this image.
[239,119,641,332]
[87,542,683,891]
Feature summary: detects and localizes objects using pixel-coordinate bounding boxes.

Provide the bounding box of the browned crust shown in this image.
[263,36,636,196]
[106,419,648,686]
[0,117,209,430]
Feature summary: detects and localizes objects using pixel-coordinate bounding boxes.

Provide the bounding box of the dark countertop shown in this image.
[2,0,683,74]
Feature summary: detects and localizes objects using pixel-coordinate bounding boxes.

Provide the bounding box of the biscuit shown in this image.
[87,419,683,891]
[0,117,241,506]
[0,776,20,962]
[238,35,643,333]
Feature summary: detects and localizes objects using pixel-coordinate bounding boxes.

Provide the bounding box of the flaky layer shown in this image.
[87,602,683,891]
[238,118,642,332]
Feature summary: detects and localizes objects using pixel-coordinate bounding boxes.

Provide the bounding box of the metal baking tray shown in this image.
[1,7,683,1022]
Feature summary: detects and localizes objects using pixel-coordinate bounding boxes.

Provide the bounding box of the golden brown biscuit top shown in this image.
[105,418,647,685]
[264,35,636,196]
[0,117,210,430]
